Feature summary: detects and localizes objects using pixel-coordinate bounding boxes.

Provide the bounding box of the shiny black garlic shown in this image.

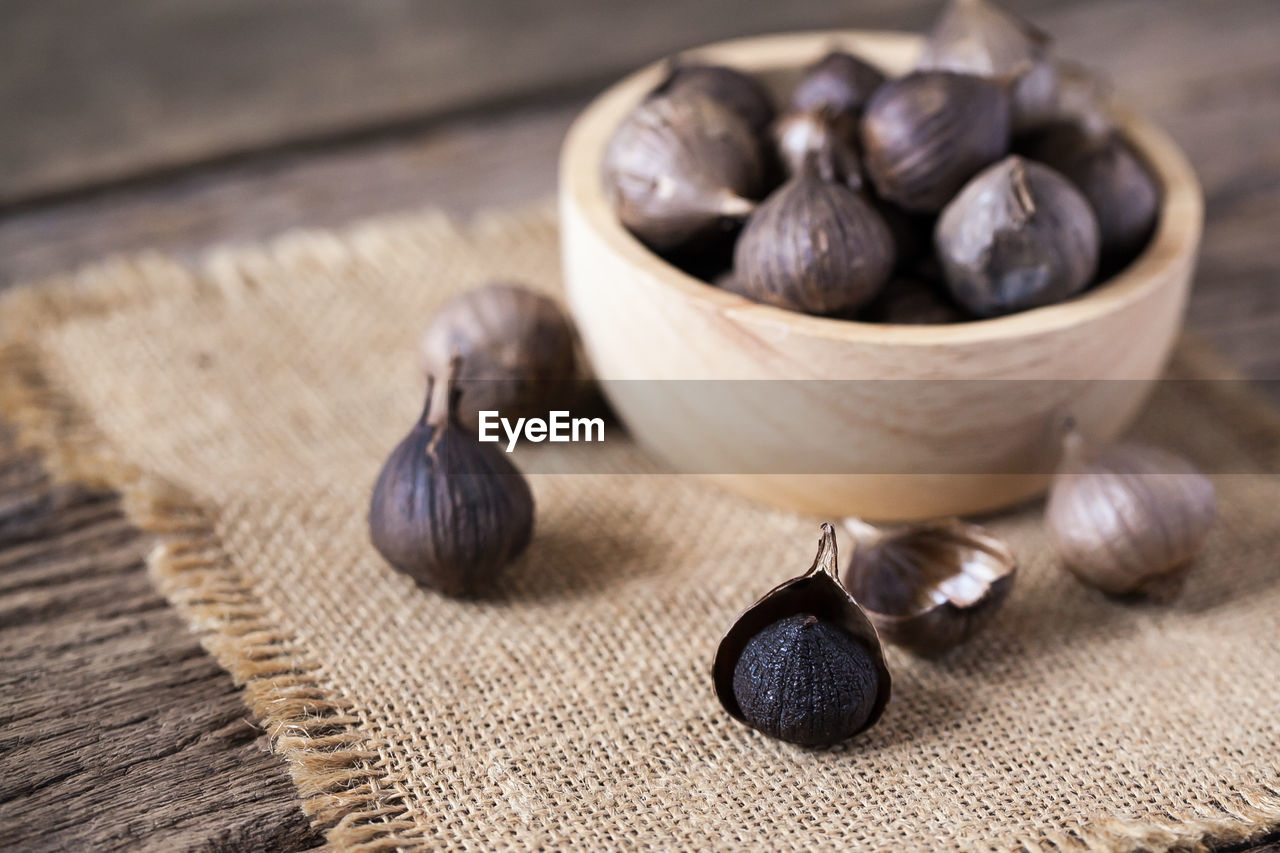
[714,523,891,748]
[368,360,535,597]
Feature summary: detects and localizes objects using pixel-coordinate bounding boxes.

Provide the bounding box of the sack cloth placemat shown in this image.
[3,206,1279,852]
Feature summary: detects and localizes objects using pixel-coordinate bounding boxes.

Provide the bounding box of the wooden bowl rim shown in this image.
[560,29,1204,347]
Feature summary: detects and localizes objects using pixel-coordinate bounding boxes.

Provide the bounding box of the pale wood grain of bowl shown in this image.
[558,31,1203,521]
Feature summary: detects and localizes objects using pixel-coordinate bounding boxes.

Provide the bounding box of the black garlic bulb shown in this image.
[771,108,864,190]
[916,0,1058,131]
[729,164,895,316]
[861,71,1012,213]
[789,51,886,118]
[1022,120,1160,271]
[368,360,535,598]
[714,523,891,747]
[603,93,764,252]
[420,282,578,431]
[935,156,1099,317]
[1045,426,1215,600]
[659,62,776,136]
[843,519,1016,656]
[732,614,882,747]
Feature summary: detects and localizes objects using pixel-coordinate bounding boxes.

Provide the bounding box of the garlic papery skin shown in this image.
[1045,429,1216,600]
[842,518,1016,657]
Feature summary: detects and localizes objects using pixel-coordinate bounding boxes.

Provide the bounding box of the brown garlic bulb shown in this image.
[1046,426,1216,600]
[714,523,892,747]
[368,361,535,598]
[1046,59,1112,128]
[603,92,765,252]
[916,0,1058,131]
[858,276,966,325]
[861,71,1012,213]
[1022,120,1160,271]
[789,51,886,118]
[772,108,864,190]
[659,62,776,136]
[842,519,1016,656]
[729,163,895,316]
[935,156,1099,317]
[420,282,578,432]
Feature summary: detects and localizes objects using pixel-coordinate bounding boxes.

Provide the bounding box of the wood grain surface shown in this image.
[0,433,324,852]
[2,0,1279,849]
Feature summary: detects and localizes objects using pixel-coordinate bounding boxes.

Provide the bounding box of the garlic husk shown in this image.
[368,361,535,597]
[771,108,863,189]
[1022,120,1160,272]
[729,166,895,316]
[789,51,886,118]
[860,71,1012,213]
[420,282,578,431]
[935,155,1100,317]
[659,61,776,136]
[1045,429,1216,599]
[917,0,1058,131]
[603,93,764,252]
[713,523,892,746]
[843,519,1016,656]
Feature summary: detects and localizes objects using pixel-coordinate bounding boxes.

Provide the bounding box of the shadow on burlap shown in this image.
[2,206,1278,851]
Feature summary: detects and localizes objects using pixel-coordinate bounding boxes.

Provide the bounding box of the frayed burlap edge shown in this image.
[2,207,1280,852]
[0,339,425,849]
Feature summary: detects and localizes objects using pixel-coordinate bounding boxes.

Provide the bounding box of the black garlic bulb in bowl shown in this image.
[771,108,864,189]
[714,523,892,747]
[860,70,1011,213]
[916,0,1058,131]
[728,161,895,316]
[842,519,1016,657]
[1022,118,1160,273]
[788,50,886,118]
[603,92,764,252]
[935,155,1100,317]
[659,61,776,136]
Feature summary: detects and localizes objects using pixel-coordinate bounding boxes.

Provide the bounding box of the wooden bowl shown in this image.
[558,31,1203,521]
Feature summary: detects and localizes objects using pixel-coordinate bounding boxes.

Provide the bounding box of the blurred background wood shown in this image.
[2,0,1279,849]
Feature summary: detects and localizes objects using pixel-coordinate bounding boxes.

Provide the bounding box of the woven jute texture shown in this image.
[3,206,1280,852]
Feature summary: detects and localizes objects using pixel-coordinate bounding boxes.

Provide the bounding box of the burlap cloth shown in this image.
[3,206,1280,852]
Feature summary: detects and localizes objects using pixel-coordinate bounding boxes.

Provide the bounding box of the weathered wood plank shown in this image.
[1,0,1073,205]
[0,439,324,852]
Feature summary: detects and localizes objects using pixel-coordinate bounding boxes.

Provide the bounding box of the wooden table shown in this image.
[3,1,1279,849]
